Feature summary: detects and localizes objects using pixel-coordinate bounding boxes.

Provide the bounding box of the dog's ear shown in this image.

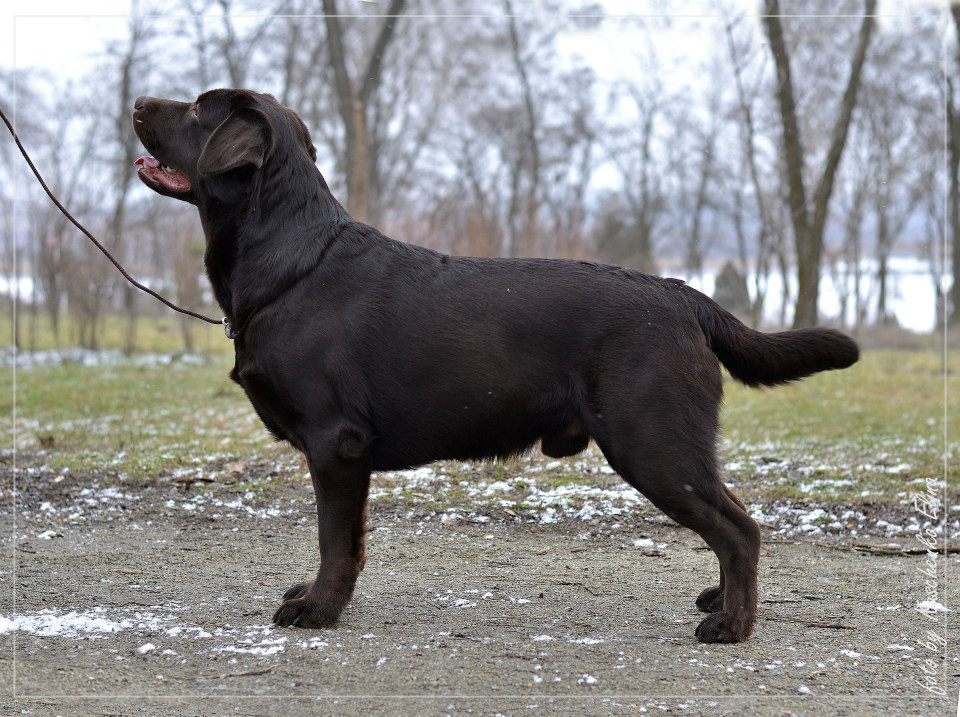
[197,106,273,178]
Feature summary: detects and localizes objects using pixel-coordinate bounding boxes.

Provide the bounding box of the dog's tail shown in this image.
[684,285,859,387]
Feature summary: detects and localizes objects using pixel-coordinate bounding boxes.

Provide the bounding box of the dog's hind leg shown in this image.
[607,440,760,642]
[591,358,760,643]
[695,484,750,613]
[273,425,371,629]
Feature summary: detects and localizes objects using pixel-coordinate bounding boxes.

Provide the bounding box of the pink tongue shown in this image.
[143,156,160,168]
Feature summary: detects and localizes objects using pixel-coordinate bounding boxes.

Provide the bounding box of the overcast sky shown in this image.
[1,0,932,81]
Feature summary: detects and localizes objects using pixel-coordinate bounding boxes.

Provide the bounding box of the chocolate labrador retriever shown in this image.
[132,88,858,643]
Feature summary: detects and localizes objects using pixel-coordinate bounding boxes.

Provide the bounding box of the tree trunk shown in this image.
[636,215,656,275]
[348,96,370,222]
[12,247,22,350]
[725,20,771,328]
[28,300,38,351]
[180,316,195,353]
[218,0,247,87]
[111,8,147,354]
[763,1,812,326]
[763,0,875,328]
[828,251,848,330]
[841,179,866,333]
[853,215,863,333]
[123,285,138,354]
[505,154,522,256]
[876,254,889,325]
[875,198,891,325]
[322,0,405,225]
[506,2,541,250]
[777,246,791,328]
[687,135,715,282]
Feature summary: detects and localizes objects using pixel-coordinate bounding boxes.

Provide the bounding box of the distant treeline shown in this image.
[0,1,956,352]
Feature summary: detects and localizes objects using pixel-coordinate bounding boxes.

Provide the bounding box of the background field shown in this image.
[4,347,956,512]
[0,346,957,717]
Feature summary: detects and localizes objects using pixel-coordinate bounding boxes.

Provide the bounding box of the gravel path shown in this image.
[1,477,956,717]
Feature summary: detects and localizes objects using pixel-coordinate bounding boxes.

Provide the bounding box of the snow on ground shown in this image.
[12,438,957,542]
[0,347,208,369]
[0,608,169,639]
[365,450,955,540]
[0,606,308,659]
[0,596,618,662]
[0,600,929,684]
[14,482,305,532]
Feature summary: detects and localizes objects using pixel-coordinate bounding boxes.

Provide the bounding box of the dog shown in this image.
[132,88,858,643]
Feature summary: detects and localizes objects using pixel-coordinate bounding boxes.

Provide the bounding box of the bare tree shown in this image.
[105,8,154,353]
[921,165,948,335]
[33,107,102,345]
[418,7,597,260]
[0,72,46,349]
[182,0,215,90]
[678,82,722,283]
[322,0,406,224]
[216,0,278,87]
[723,15,775,326]
[540,66,597,259]
[837,129,870,332]
[763,0,876,327]
[599,76,668,273]
[855,13,941,328]
[503,0,543,256]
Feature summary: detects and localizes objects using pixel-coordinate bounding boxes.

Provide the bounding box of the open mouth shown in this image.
[135,155,191,193]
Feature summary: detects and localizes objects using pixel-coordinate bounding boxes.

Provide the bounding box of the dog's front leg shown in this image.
[273,445,370,629]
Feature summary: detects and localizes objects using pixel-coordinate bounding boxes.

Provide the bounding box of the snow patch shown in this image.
[0,608,166,639]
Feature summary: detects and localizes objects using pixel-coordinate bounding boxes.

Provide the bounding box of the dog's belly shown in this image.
[368,425,539,470]
[366,392,588,470]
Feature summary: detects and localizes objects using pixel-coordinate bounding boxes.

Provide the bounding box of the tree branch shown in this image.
[359,0,406,105]
[762,0,809,243]
[809,0,876,240]
[322,0,356,135]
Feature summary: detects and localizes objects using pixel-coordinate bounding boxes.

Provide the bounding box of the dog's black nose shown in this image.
[134,96,147,111]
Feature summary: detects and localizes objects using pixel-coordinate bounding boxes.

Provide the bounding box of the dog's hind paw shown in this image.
[694,611,753,643]
[695,585,724,613]
[272,594,341,629]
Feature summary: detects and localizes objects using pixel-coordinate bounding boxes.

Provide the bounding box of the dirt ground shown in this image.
[0,473,956,717]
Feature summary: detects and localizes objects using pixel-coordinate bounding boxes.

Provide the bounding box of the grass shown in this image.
[720,349,956,503]
[1,348,956,506]
[1,310,232,357]
[2,356,289,482]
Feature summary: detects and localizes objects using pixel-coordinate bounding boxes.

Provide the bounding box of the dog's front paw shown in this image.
[272,594,341,629]
[695,585,724,613]
[694,611,753,643]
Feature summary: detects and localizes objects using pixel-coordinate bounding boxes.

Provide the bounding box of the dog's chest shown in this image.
[229,354,299,447]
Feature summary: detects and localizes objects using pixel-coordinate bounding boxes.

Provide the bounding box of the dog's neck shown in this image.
[199,156,348,332]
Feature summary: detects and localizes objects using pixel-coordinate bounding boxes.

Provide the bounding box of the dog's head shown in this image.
[132,88,317,206]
